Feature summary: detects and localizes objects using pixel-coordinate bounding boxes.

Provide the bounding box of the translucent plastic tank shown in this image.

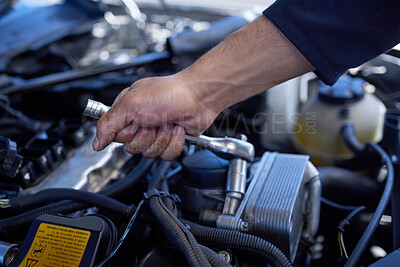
[293,76,386,164]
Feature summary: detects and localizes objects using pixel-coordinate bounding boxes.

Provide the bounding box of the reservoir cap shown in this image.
[318,76,365,104]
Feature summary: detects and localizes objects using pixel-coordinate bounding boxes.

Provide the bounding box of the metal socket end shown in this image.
[83,99,110,119]
[0,241,18,267]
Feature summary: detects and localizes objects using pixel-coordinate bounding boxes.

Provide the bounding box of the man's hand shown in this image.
[92,73,219,160]
[92,16,314,160]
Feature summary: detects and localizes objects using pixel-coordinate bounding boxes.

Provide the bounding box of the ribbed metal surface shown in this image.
[243,153,309,261]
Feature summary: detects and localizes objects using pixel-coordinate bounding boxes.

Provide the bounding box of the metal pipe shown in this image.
[303,176,321,241]
[222,158,247,216]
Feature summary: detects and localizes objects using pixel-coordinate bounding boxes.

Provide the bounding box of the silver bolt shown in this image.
[23,173,31,181]
[56,146,63,155]
[240,221,249,231]
[217,251,232,263]
[392,155,398,164]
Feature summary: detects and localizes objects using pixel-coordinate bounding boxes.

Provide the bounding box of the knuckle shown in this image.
[137,138,152,153]
[157,134,171,147]
[124,144,136,154]
[96,117,107,131]
[161,153,175,161]
[140,129,157,143]
[119,95,134,111]
[142,149,159,159]
[124,141,141,154]
[115,129,136,143]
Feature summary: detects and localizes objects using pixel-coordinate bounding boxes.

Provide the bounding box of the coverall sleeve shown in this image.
[263,0,400,85]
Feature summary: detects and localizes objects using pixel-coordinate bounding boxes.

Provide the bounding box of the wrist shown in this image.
[176,16,315,117]
[177,62,239,116]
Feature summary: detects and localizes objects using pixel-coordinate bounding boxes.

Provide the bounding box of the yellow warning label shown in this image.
[19,223,91,267]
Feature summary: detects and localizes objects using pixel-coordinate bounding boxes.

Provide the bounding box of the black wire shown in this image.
[8,188,134,217]
[342,206,366,228]
[321,197,362,211]
[95,200,144,267]
[0,100,41,131]
[338,205,366,260]
[0,158,153,233]
[337,206,366,260]
[344,142,394,267]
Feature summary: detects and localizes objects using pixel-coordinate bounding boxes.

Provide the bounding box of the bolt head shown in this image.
[240,221,249,231]
[217,251,231,263]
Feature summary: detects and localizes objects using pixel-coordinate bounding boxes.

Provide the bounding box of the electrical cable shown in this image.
[344,142,393,267]
[166,164,182,178]
[338,231,348,259]
[338,231,344,258]
[147,159,211,267]
[200,245,232,267]
[0,100,41,131]
[321,197,362,211]
[380,110,400,250]
[95,200,144,267]
[181,219,292,267]
[337,206,366,260]
[150,195,211,267]
[341,124,394,267]
[0,157,153,232]
[5,188,134,217]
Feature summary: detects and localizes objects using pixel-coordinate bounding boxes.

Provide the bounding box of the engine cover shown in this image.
[216,152,320,261]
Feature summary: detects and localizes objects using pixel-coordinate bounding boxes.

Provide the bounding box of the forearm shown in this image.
[179,16,315,113]
[93,16,316,159]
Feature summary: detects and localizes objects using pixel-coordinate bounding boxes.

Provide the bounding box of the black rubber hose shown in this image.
[8,189,134,217]
[150,196,211,267]
[147,160,175,212]
[0,101,41,131]
[380,110,400,250]
[344,142,394,267]
[341,123,365,154]
[391,163,400,250]
[0,157,153,232]
[148,160,211,267]
[0,201,84,232]
[147,160,172,191]
[200,245,232,267]
[318,167,381,206]
[181,220,292,267]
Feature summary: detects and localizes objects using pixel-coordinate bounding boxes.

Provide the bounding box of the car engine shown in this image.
[0,1,399,267]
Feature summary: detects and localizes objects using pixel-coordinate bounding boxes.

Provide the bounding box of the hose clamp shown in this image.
[143,189,181,203]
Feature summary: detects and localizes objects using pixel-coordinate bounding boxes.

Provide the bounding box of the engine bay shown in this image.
[0,1,400,267]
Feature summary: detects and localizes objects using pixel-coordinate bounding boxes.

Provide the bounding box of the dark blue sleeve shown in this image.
[263,0,400,85]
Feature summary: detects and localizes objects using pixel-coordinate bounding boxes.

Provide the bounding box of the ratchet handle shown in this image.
[184,135,254,162]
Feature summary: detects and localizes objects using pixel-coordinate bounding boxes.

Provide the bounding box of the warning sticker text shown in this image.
[19,223,91,267]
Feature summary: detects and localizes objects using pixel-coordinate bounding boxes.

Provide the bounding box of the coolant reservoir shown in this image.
[293,76,386,164]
